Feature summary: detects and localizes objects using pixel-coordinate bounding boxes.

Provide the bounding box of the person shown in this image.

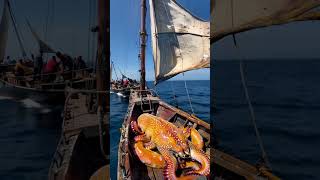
[44,56,59,82]
[31,54,35,61]
[74,56,87,70]
[122,78,129,87]
[56,52,73,71]
[2,56,10,64]
[33,52,43,79]
[14,59,33,76]
[14,59,25,76]
[44,56,58,73]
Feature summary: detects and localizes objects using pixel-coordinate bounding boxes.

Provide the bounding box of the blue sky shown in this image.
[110,0,210,81]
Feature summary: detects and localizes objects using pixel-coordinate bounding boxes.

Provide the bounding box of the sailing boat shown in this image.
[211,1,320,179]
[117,0,210,179]
[0,0,93,102]
[110,61,140,98]
[48,0,109,179]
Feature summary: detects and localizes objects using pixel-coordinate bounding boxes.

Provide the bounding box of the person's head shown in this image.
[56,52,62,58]
[31,54,34,59]
[52,56,56,61]
[18,59,23,63]
[6,56,10,60]
[78,56,82,60]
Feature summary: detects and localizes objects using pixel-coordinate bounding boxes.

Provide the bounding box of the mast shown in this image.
[139,0,147,90]
[96,0,109,159]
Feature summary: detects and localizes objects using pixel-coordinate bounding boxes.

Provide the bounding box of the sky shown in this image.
[110,0,210,81]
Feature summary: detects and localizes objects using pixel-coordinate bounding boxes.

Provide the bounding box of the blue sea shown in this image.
[0,84,62,180]
[214,60,320,180]
[110,80,210,180]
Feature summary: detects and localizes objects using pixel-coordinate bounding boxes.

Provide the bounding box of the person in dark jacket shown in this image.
[33,52,43,79]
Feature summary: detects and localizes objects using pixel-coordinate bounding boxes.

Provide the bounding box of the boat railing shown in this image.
[1,68,94,89]
[6,67,93,79]
[132,89,159,97]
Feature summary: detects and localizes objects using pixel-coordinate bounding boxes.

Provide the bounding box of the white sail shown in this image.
[27,20,55,53]
[149,0,210,84]
[211,0,320,43]
[0,0,10,62]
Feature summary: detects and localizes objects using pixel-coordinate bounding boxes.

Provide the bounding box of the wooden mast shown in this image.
[96,0,109,158]
[139,0,147,90]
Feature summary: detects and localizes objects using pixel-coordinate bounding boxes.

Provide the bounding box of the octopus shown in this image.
[131,113,210,180]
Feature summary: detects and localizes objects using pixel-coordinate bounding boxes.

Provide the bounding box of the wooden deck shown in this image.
[49,92,109,180]
[63,93,108,134]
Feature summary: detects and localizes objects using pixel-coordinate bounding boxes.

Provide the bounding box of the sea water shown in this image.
[214,60,320,180]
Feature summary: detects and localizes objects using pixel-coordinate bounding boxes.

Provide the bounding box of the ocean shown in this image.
[214,60,320,180]
[0,84,62,180]
[110,80,210,180]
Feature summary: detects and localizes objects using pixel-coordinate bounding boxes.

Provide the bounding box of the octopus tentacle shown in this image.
[134,134,150,142]
[186,143,210,176]
[134,142,166,168]
[130,120,143,135]
[144,141,156,150]
[190,128,204,150]
[181,127,191,138]
[159,148,178,180]
[181,161,201,171]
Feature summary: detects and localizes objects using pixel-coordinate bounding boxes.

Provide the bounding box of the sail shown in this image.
[149,0,210,84]
[0,0,10,62]
[211,0,320,43]
[26,20,55,53]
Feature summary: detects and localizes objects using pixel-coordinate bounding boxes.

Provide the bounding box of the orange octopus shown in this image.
[131,113,210,180]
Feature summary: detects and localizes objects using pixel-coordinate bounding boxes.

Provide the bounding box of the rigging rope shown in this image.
[170,81,179,108]
[7,0,26,58]
[230,0,271,169]
[111,60,119,80]
[87,0,91,62]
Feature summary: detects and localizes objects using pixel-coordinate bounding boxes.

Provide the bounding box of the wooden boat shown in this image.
[118,89,210,179]
[0,68,94,92]
[118,0,211,179]
[48,0,109,179]
[211,1,320,179]
[110,62,140,98]
[0,0,95,100]
[111,82,140,98]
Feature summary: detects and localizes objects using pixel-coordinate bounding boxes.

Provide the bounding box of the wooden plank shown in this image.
[212,148,280,180]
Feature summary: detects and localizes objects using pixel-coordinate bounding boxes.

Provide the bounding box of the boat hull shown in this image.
[48,92,109,180]
[117,90,211,180]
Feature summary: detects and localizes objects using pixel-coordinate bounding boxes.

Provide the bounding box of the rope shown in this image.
[87,0,92,65]
[183,75,194,114]
[232,30,271,170]
[111,61,119,80]
[229,0,271,169]
[7,0,26,58]
[170,81,179,107]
